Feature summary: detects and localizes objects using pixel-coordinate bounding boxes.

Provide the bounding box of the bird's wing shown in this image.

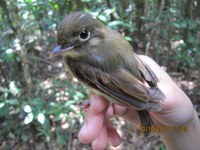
[134,56,166,100]
[135,55,158,86]
[70,63,162,110]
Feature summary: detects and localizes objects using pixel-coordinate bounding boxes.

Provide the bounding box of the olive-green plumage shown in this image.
[51,11,165,136]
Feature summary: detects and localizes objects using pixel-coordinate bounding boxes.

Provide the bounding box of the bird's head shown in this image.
[50,12,105,58]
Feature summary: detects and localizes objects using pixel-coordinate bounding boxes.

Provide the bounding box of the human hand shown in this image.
[78,55,194,149]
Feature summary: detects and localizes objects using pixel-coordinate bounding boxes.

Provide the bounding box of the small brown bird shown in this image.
[50,12,165,136]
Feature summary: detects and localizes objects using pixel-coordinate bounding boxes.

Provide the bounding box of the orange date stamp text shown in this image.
[139,125,188,132]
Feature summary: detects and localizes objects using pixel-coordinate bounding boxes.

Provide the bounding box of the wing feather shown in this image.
[69,63,161,110]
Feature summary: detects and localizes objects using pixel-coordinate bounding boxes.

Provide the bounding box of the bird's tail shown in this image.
[137,110,153,137]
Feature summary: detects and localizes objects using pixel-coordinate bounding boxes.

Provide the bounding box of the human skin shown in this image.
[78,55,200,150]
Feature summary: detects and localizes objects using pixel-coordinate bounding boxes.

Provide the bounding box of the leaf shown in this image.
[42,117,51,131]
[0,104,9,116]
[9,81,20,96]
[24,105,32,113]
[56,129,67,145]
[5,49,14,62]
[179,21,187,28]
[57,134,67,145]
[140,16,154,21]
[187,20,197,29]
[53,4,59,10]
[104,8,116,16]
[0,103,5,108]
[188,33,196,43]
[21,132,29,142]
[75,91,85,99]
[5,99,19,106]
[25,0,32,3]
[24,113,34,124]
[124,36,133,41]
[98,15,107,22]
[64,100,77,107]
[107,21,132,29]
[83,7,89,12]
[37,113,45,124]
[53,80,64,86]
[31,98,44,109]
[171,19,187,29]
[72,95,79,101]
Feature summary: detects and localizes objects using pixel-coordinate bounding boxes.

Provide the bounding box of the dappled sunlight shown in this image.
[58,72,67,79]
[55,90,69,101]
[171,40,184,49]
[47,65,52,71]
[57,62,63,67]
[73,77,78,82]
[39,78,53,89]
[177,80,196,90]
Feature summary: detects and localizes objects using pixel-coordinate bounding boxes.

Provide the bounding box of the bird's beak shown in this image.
[50,45,74,58]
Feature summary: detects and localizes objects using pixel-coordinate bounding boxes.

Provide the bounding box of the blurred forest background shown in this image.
[0,0,199,149]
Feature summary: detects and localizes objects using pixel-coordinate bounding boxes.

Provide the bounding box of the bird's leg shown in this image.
[81,99,91,111]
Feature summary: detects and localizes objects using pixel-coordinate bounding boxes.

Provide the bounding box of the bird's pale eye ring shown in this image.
[79,28,90,41]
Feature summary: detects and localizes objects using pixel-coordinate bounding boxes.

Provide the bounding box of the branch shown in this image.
[0,62,9,89]
[106,0,115,21]
[0,0,17,34]
[20,45,33,96]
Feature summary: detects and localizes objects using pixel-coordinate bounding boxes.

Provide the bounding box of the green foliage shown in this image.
[0,78,88,145]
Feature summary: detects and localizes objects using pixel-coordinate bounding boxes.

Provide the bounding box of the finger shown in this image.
[90,93,109,114]
[106,104,127,117]
[107,125,121,147]
[107,104,139,124]
[92,126,108,150]
[122,108,140,124]
[78,111,104,144]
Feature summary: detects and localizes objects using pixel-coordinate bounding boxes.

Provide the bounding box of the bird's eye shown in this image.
[79,28,90,41]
